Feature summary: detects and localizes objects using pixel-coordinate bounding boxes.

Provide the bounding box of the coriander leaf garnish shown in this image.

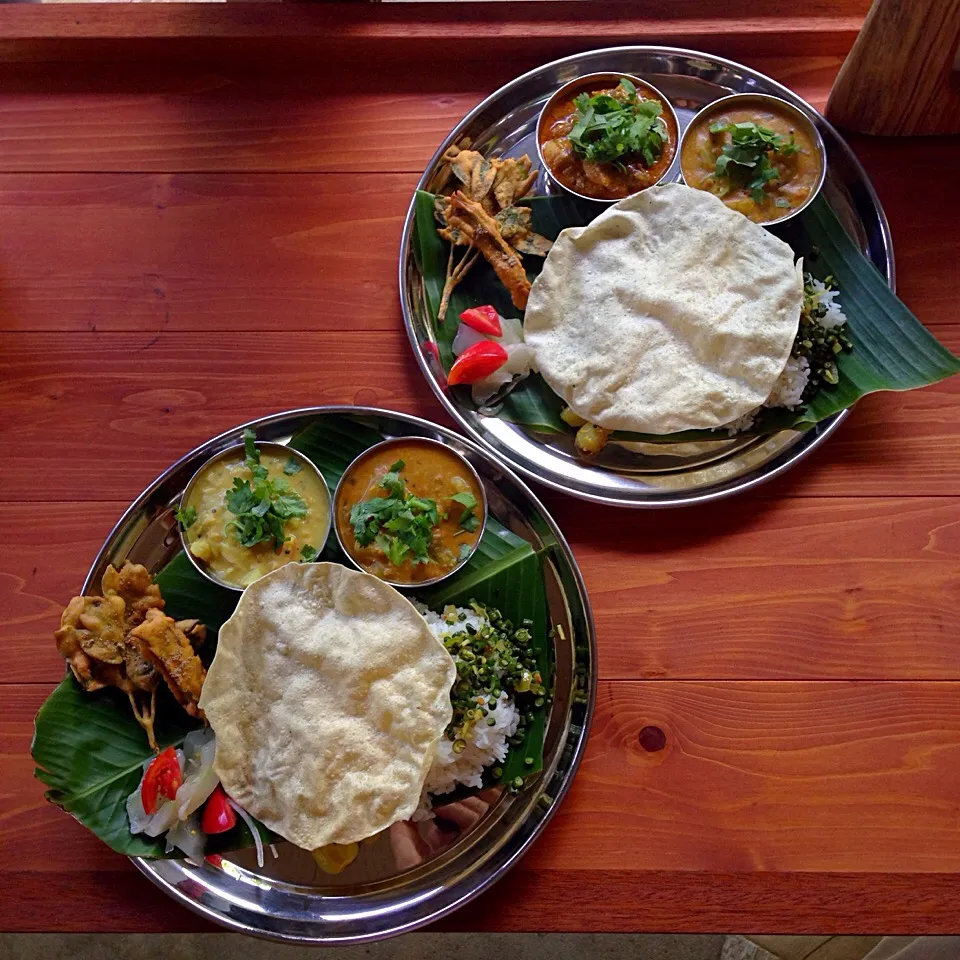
[283,456,303,476]
[174,505,197,530]
[458,508,480,533]
[458,543,472,561]
[273,494,309,520]
[709,121,798,202]
[569,79,668,168]
[300,544,319,563]
[223,430,310,552]
[348,462,439,568]
[449,491,477,510]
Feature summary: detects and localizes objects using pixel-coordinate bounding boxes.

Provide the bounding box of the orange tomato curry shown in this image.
[335,440,484,585]
[680,104,822,223]
[539,84,677,201]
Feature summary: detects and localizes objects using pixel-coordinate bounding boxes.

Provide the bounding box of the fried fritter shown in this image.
[55,594,127,671]
[102,562,164,630]
[54,561,206,751]
[447,192,531,310]
[130,609,206,719]
[433,148,551,320]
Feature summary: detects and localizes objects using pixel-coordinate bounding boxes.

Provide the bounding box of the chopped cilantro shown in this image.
[458,508,480,533]
[569,78,668,168]
[223,430,309,551]
[709,120,798,203]
[348,462,439,568]
[283,456,303,476]
[300,544,319,563]
[174,505,197,530]
[449,491,477,510]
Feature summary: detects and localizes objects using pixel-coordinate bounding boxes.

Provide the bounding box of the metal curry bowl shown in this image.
[178,440,332,592]
[332,436,489,590]
[678,92,827,226]
[535,71,681,204]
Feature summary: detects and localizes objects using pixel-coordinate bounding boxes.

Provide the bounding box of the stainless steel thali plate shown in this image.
[399,46,895,508]
[82,406,595,943]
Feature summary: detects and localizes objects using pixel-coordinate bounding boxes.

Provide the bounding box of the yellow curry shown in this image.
[335,440,484,585]
[182,444,330,589]
[680,98,822,223]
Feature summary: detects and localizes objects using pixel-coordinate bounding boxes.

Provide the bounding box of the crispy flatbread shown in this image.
[199,562,456,850]
[524,183,803,434]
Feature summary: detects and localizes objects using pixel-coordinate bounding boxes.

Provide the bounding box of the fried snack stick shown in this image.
[130,608,207,719]
[446,192,531,310]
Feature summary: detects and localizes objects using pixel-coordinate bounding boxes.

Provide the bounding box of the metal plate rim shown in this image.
[80,405,596,943]
[398,44,894,509]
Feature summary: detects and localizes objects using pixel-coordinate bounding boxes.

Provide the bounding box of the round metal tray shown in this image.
[399,46,895,508]
[82,406,596,943]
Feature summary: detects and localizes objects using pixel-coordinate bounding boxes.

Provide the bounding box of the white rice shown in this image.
[807,278,847,329]
[766,355,810,409]
[412,605,521,818]
[724,356,810,435]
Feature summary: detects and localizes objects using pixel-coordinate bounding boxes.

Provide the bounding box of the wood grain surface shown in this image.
[826,0,960,135]
[2,1,960,936]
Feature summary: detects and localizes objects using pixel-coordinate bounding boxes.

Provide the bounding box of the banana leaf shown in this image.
[414,190,567,434]
[414,189,960,443]
[32,675,272,858]
[33,413,552,858]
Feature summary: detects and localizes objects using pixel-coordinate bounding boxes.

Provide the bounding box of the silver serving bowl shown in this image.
[178,440,332,592]
[535,71,680,204]
[678,92,827,226]
[332,436,488,589]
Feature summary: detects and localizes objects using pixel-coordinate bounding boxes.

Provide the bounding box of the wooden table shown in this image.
[2,1,959,936]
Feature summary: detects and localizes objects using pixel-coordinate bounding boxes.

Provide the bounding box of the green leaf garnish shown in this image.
[243,427,258,463]
[449,491,477,510]
[568,78,668,167]
[710,121,798,202]
[348,462,439,567]
[458,543,472,561]
[459,508,480,533]
[283,456,303,476]
[299,544,318,562]
[174,506,197,530]
[223,431,309,551]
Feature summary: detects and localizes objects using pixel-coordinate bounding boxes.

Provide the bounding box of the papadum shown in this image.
[524,183,803,434]
[198,562,456,850]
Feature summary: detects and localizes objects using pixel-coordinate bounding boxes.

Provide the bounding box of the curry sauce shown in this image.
[335,440,485,585]
[680,98,823,223]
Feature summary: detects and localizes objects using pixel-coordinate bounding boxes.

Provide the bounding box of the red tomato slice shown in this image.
[447,341,509,386]
[459,306,502,337]
[201,786,238,835]
[141,746,183,815]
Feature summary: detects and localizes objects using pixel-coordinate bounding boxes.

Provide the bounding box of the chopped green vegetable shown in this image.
[793,274,853,401]
[449,491,477,509]
[224,431,309,551]
[439,601,547,763]
[283,456,303,476]
[458,508,480,533]
[709,120,798,203]
[569,78,668,168]
[458,543,472,561]
[174,506,197,530]
[349,463,439,567]
[299,544,318,562]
